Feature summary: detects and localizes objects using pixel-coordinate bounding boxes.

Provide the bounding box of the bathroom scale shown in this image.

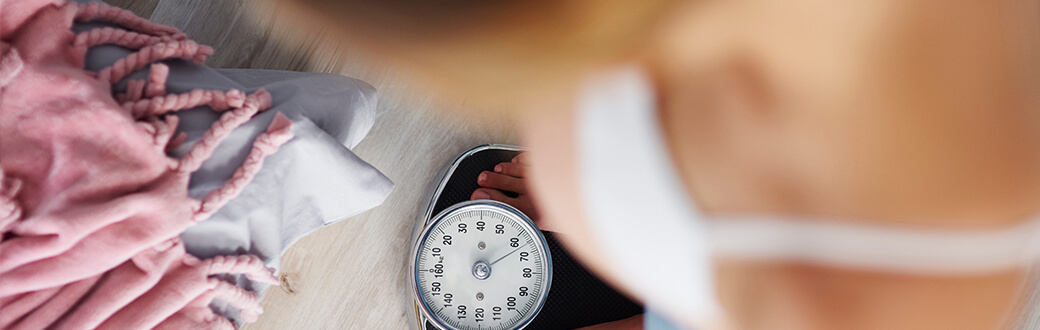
[410,145,643,330]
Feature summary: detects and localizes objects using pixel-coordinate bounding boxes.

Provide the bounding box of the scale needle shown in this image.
[489,242,529,266]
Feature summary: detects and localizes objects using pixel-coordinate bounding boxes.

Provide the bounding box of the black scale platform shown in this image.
[424,147,643,330]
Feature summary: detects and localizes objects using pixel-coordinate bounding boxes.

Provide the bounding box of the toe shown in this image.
[478,171,526,194]
[512,153,529,165]
[471,188,517,205]
[470,188,543,227]
[493,162,525,178]
[471,189,491,200]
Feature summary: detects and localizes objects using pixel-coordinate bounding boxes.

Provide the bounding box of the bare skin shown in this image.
[517,72,1027,330]
[512,0,1040,329]
[281,0,1040,328]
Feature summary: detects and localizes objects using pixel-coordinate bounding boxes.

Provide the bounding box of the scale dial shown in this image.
[412,200,552,330]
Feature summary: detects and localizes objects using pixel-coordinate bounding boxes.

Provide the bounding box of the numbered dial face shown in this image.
[413,201,552,330]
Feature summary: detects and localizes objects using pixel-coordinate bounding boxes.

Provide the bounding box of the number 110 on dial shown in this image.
[412,201,552,330]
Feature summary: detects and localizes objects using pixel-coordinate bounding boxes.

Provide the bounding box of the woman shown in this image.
[276,0,1040,328]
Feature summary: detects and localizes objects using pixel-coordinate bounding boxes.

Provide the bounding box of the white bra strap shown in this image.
[577,67,721,321]
[712,218,1040,274]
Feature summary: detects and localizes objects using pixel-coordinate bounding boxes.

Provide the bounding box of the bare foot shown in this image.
[470,153,548,230]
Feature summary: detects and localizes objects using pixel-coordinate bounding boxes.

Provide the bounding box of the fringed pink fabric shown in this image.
[0,48,23,87]
[74,1,183,38]
[0,170,23,233]
[0,1,289,328]
[123,82,248,118]
[9,275,103,330]
[195,109,293,221]
[96,241,278,330]
[178,90,273,172]
[50,240,188,330]
[74,26,175,49]
[0,288,61,329]
[99,39,213,84]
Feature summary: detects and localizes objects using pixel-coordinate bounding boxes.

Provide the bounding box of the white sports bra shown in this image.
[575,67,1040,327]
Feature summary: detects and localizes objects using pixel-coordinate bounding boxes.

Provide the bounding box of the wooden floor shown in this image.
[107,1,521,329]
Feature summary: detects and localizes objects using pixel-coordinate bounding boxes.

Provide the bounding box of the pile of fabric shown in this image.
[0,1,393,328]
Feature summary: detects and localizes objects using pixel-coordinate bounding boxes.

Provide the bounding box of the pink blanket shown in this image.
[0,1,291,328]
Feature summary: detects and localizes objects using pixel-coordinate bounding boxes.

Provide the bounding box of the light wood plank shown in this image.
[148,0,270,69]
